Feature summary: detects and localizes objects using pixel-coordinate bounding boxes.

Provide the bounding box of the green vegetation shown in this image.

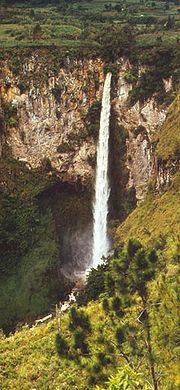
[115,173,180,253]
[0,2,179,389]
[1,239,179,389]
[0,2,179,105]
[0,0,179,54]
[84,100,101,138]
[128,46,180,105]
[0,106,179,389]
[155,94,180,160]
[3,102,18,128]
[0,157,73,332]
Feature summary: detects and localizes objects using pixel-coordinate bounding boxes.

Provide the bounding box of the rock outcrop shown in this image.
[113,60,167,200]
[0,53,173,200]
[0,55,104,185]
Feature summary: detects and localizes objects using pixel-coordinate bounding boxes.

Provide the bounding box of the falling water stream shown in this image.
[91,72,112,268]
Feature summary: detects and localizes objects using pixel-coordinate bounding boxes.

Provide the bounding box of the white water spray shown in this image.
[91,72,112,268]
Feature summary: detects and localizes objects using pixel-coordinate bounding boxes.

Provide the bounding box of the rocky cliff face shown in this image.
[0,54,104,185]
[113,60,167,200]
[0,53,173,201]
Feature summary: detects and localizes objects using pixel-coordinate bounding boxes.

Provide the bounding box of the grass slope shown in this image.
[115,173,180,253]
[0,304,103,390]
[155,94,180,161]
[0,259,179,389]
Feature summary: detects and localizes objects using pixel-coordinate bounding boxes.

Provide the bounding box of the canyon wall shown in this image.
[1,50,178,330]
[0,54,105,185]
[0,53,172,202]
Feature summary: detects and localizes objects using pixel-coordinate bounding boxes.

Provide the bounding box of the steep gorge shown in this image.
[0,49,178,331]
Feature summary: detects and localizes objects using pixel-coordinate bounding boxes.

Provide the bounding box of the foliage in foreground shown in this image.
[60,240,179,389]
[1,239,179,389]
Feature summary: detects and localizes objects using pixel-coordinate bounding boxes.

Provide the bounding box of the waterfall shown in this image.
[91,72,112,269]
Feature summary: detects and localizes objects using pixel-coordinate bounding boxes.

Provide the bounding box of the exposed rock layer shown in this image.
[0,54,174,200]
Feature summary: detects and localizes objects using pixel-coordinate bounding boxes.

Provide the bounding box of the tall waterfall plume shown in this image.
[92,72,112,269]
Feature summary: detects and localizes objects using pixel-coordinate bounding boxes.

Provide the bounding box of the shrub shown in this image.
[135,249,148,269]
[41,158,52,172]
[55,333,69,357]
[115,327,125,345]
[107,365,148,389]
[87,153,96,168]
[7,117,18,128]
[4,103,18,128]
[0,112,5,134]
[127,239,142,258]
[77,264,108,306]
[102,297,110,314]
[148,249,158,264]
[85,100,101,138]
[73,329,89,354]
[69,307,91,333]
[32,23,43,40]
[124,69,138,84]
[97,351,111,366]
[104,63,118,77]
[111,296,124,318]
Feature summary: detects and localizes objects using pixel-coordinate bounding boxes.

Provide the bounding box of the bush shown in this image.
[69,307,91,333]
[32,23,43,40]
[7,117,18,128]
[115,327,125,345]
[4,102,18,128]
[55,333,69,357]
[73,329,89,354]
[96,24,136,62]
[104,63,118,77]
[41,158,52,172]
[111,296,124,318]
[97,351,111,366]
[148,249,158,264]
[102,297,110,314]
[85,100,101,138]
[124,68,138,84]
[77,263,108,306]
[107,365,148,389]
[135,249,148,269]
[0,112,5,134]
[127,239,142,258]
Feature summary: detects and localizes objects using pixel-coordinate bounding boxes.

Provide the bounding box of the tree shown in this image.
[106,365,149,389]
[105,242,159,390]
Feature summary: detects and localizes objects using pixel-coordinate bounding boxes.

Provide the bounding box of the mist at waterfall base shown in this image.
[91,72,112,269]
